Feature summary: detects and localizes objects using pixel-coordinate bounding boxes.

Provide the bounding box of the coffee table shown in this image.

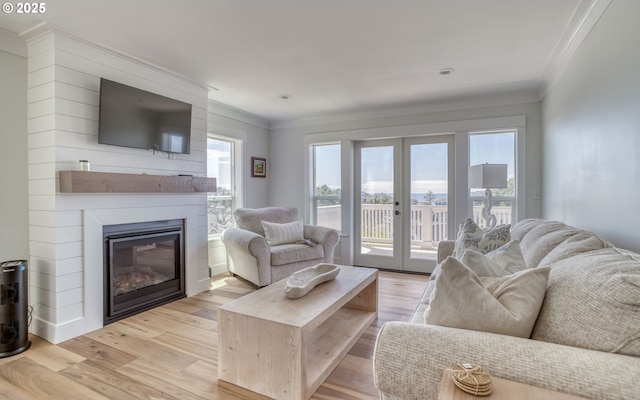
[218,265,378,400]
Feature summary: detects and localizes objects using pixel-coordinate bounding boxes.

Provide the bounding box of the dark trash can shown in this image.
[0,260,31,358]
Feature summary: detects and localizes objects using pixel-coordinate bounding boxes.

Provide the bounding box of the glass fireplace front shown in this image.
[103,219,185,324]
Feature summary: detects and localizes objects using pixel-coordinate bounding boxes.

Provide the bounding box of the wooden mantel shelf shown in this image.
[59,171,216,193]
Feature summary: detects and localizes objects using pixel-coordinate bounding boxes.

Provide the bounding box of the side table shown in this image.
[438,370,587,400]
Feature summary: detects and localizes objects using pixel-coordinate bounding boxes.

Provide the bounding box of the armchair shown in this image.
[221,207,339,287]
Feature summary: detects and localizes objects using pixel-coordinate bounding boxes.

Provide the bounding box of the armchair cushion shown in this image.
[234,207,298,236]
[261,220,304,245]
[270,243,324,266]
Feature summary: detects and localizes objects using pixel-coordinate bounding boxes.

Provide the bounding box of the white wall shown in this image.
[0,35,29,262]
[25,30,211,343]
[207,101,270,209]
[541,0,640,252]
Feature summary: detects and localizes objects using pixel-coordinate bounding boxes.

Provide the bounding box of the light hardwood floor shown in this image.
[0,270,428,400]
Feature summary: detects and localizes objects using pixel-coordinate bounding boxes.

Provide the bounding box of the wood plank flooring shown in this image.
[0,270,428,400]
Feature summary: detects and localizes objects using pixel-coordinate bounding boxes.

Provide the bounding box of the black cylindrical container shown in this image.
[0,260,31,357]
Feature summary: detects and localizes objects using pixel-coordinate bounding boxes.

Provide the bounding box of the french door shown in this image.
[354,136,454,273]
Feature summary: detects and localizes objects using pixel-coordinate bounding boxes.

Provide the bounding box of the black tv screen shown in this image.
[98,78,192,154]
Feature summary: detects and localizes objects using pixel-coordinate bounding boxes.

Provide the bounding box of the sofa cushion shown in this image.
[419,240,525,310]
[531,247,640,357]
[234,207,298,236]
[453,218,510,258]
[511,219,612,269]
[424,257,550,338]
[261,220,304,245]
[459,240,527,276]
[537,230,612,267]
[270,243,324,266]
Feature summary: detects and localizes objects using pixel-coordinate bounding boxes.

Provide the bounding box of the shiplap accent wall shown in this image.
[26,30,211,343]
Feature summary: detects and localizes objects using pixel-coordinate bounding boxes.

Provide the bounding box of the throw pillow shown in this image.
[453,218,511,259]
[459,240,527,277]
[261,220,304,246]
[424,256,550,338]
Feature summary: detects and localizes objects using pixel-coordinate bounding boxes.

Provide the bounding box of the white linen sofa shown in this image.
[221,207,339,287]
[373,218,640,400]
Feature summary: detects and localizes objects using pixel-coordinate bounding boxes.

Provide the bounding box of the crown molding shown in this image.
[270,89,540,131]
[0,27,27,57]
[207,99,270,130]
[539,0,614,99]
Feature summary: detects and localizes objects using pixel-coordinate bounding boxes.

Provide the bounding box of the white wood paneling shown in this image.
[28,132,56,150]
[26,30,212,344]
[27,49,55,73]
[28,195,56,211]
[28,114,55,134]
[27,65,55,88]
[27,81,55,103]
[29,210,57,227]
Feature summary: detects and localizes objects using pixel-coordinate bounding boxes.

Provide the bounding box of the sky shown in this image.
[207,139,232,190]
[316,131,515,194]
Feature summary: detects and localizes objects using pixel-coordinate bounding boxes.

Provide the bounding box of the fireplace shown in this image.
[103,219,186,324]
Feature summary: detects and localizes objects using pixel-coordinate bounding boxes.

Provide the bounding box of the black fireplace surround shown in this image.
[103,219,186,324]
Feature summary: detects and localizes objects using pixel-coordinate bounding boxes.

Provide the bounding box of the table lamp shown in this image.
[469,163,508,228]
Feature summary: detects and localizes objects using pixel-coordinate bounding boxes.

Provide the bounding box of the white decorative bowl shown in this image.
[284,264,341,299]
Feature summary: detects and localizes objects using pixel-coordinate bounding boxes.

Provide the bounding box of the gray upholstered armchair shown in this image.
[221,207,339,287]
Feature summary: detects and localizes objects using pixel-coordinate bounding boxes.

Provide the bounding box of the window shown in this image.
[207,137,235,238]
[469,131,516,226]
[312,143,341,231]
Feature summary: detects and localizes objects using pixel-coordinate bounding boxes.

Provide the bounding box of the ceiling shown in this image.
[0,0,590,121]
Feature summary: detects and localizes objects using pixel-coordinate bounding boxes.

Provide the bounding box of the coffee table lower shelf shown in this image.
[218,265,378,400]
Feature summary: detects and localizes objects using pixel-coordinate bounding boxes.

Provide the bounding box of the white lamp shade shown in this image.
[469,164,508,189]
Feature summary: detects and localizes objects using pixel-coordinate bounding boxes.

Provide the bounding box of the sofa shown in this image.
[373,218,640,400]
[221,207,339,287]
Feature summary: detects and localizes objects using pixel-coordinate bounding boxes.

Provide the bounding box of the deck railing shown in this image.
[317,204,512,250]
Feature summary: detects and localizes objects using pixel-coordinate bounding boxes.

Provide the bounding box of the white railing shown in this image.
[359,204,449,247]
[317,204,512,250]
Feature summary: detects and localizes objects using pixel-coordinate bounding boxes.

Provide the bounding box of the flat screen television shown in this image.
[98,78,192,154]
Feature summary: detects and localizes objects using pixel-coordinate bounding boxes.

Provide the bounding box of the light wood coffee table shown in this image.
[218,265,378,400]
[438,370,587,399]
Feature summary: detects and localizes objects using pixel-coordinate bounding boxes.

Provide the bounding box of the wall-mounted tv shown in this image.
[98,78,192,154]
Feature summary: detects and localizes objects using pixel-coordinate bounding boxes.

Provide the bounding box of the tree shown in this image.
[423,190,436,205]
[316,184,341,206]
[361,191,393,204]
[493,177,515,197]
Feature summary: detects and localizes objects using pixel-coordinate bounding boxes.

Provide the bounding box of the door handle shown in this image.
[395,210,400,215]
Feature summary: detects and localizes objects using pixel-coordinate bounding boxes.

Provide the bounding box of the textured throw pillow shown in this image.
[424,256,550,338]
[459,240,527,277]
[454,218,511,259]
[261,220,304,246]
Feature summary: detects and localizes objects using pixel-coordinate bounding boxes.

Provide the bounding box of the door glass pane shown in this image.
[409,143,448,260]
[360,146,394,257]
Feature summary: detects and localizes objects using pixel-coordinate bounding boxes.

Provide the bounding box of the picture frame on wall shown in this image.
[251,157,267,178]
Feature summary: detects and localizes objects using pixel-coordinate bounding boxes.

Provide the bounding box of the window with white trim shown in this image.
[469,130,516,226]
[207,137,235,238]
[312,143,342,231]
